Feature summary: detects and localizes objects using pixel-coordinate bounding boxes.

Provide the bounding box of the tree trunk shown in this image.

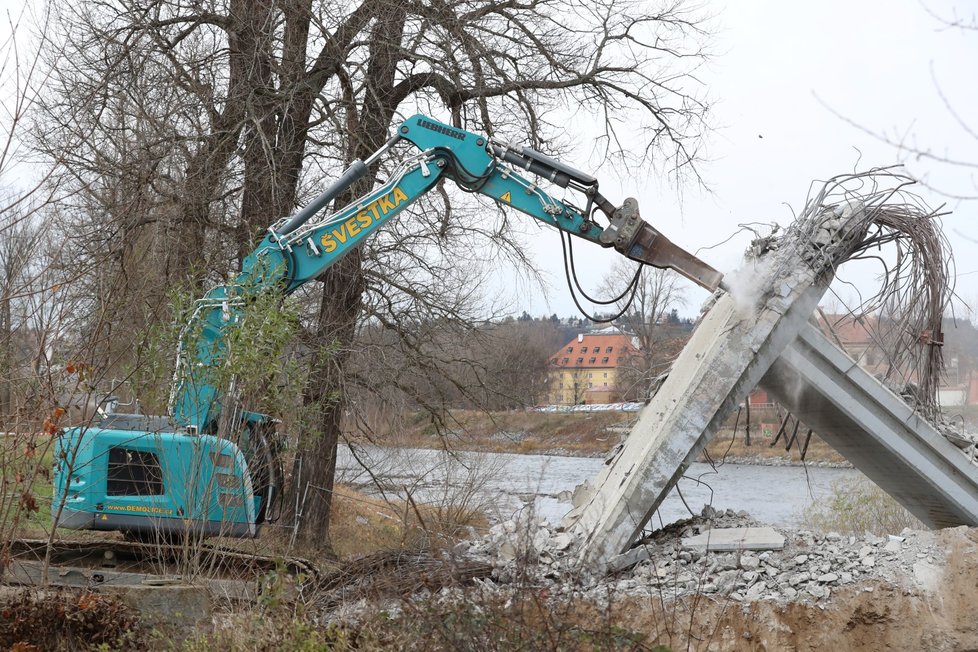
[290,250,363,552]
[0,292,10,419]
[289,7,406,551]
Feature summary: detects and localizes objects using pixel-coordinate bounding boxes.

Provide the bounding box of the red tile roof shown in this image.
[549,333,639,369]
[816,313,877,345]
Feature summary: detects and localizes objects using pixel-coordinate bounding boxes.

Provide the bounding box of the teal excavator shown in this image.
[52,114,722,540]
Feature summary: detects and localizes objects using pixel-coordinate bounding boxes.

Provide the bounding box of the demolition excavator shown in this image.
[51,114,723,542]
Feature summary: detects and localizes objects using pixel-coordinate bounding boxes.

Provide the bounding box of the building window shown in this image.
[588,382,593,387]
[581,347,588,353]
[588,372,592,378]
[562,357,569,364]
[107,448,164,496]
[617,357,624,363]
[606,347,613,353]
[576,357,584,364]
[602,357,609,363]
[603,372,608,378]
[567,347,573,353]
[589,357,596,364]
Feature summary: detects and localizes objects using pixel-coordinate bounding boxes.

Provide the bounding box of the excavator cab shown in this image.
[53,411,281,539]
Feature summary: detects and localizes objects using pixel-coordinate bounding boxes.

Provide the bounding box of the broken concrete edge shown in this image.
[5,560,256,601]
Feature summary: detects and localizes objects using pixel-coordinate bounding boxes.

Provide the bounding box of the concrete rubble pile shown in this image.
[319,513,978,651]
[451,507,943,607]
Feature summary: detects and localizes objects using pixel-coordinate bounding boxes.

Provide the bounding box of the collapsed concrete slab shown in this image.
[561,202,859,566]
[763,323,978,529]
[564,177,978,568]
[562,283,824,566]
[682,527,786,552]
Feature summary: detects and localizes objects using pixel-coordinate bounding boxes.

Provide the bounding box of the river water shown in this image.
[336,445,863,528]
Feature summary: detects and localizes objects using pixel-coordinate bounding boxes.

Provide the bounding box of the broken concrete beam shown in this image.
[762,322,978,529]
[563,189,977,569]
[564,269,832,566]
[681,527,786,552]
[563,203,878,569]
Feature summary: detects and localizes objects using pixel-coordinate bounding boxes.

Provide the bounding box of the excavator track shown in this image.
[3,538,317,600]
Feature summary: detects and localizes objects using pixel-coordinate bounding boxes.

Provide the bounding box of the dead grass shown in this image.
[327,484,488,561]
[355,407,849,465]
[365,591,654,651]
[185,587,656,652]
[359,408,639,456]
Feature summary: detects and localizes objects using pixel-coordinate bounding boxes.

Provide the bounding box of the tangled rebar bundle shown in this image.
[779,167,953,420]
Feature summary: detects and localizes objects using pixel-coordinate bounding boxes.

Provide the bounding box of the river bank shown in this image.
[357,407,850,466]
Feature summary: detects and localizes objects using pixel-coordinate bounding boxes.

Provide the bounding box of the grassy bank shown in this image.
[368,408,637,456]
[360,407,848,465]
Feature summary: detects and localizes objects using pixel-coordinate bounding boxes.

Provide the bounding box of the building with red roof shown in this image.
[547,331,640,404]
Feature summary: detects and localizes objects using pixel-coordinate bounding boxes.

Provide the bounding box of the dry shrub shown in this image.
[313,548,491,610]
[196,587,653,651]
[179,612,366,652]
[802,478,923,535]
[362,590,654,651]
[0,590,144,651]
[328,484,487,560]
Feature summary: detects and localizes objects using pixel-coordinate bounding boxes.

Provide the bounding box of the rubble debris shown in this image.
[457,508,947,608]
[681,527,786,552]
[315,507,954,630]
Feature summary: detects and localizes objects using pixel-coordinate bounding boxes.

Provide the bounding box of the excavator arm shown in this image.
[170,114,722,435]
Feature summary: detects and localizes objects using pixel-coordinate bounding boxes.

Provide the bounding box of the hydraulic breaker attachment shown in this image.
[600,198,724,292]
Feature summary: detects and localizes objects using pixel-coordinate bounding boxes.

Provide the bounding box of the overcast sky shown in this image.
[511,0,978,319]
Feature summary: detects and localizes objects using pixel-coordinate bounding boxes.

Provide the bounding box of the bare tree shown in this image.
[34,0,713,552]
[822,4,977,204]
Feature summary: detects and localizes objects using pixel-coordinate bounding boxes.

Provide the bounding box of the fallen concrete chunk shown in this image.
[681,527,785,552]
[605,545,652,574]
